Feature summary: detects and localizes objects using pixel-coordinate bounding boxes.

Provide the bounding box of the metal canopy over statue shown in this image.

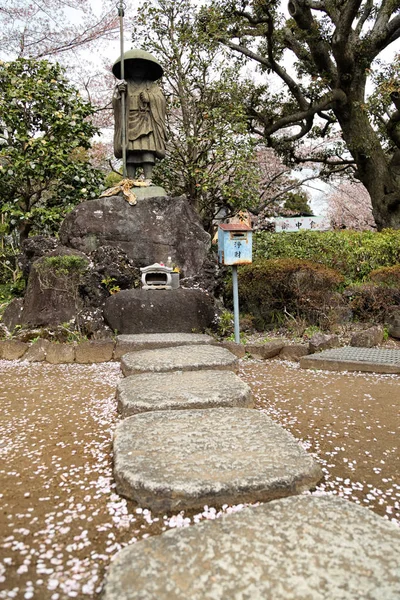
[112,49,167,182]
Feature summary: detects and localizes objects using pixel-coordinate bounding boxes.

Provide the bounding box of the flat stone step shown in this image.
[120,345,238,376]
[117,370,253,417]
[113,407,322,512]
[102,495,400,600]
[301,346,400,374]
[114,333,215,359]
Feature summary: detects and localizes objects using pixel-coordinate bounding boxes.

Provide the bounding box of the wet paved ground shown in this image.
[0,359,399,599]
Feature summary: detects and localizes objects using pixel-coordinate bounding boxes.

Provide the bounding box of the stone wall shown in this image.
[0,338,311,364]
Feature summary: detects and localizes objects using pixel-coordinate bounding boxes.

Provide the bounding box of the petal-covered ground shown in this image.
[240,360,399,523]
[0,359,399,599]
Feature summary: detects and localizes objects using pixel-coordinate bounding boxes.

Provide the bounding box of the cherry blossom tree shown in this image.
[326,181,376,230]
[0,0,119,61]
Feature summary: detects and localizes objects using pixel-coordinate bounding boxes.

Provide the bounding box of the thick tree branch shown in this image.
[264,89,346,137]
[367,3,400,58]
[387,92,400,149]
[287,0,338,78]
[232,9,270,26]
[355,0,374,35]
[223,39,272,69]
[334,0,363,42]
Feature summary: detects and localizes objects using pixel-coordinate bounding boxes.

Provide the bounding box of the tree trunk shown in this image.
[334,99,400,230]
[19,220,32,244]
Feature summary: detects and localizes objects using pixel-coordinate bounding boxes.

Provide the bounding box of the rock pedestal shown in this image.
[59,194,210,279]
[104,289,216,334]
[20,247,87,327]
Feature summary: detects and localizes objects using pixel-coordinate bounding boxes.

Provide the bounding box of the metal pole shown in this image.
[118,1,127,178]
[232,265,240,344]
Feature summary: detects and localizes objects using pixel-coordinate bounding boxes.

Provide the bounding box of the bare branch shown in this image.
[224,39,310,110]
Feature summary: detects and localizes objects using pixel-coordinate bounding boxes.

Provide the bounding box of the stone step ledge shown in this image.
[0,339,116,364]
[3,338,363,365]
[0,333,220,364]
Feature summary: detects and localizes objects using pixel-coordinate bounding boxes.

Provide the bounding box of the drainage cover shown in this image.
[300,346,400,374]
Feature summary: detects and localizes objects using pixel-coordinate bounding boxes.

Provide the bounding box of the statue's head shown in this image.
[112,49,164,81]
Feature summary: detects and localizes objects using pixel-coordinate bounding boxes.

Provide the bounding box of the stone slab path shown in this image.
[117,370,253,417]
[301,346,400,374]
[102,495,400,600]
[113,407,323,512]
[114,332,215,359]
[120,344,238,376]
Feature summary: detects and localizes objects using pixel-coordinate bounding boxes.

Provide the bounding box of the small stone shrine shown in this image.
[140,263,173,290]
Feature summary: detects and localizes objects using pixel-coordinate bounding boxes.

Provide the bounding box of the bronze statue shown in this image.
[112,49,167,181]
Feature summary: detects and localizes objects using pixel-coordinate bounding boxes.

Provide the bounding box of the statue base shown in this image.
[134,185,167,199]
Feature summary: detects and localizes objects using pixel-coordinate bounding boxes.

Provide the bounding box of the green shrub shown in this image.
[369,265,400,287]
[38,255,88,277]
[253,229,400,284]
[344,283,400,322]
[227,258,344,330]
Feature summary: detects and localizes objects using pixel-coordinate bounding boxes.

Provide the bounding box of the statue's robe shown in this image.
[113,80,166,162]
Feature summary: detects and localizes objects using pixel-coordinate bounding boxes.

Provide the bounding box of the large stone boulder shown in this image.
[20,235,58,281]
[59,194,210,279]
[387,308,400,339]
[309,332,340,354]
[21,247,88,327]
[2,298,24,331]
[79,245,140,309]
[104,289,216,334]
[350,325,384,348]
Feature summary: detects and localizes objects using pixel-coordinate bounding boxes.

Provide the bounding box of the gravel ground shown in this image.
[0,358,399,599]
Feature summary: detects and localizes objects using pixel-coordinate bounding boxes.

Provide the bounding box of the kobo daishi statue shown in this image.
[112,49,167,181]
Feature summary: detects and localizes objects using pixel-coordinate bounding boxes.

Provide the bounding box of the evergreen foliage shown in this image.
[253,230,400,283]
[0,58,104,244]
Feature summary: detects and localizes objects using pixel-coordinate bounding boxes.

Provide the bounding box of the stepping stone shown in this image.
[120,345,238,376]
[117,370,254,417]
[114,333,215,359]
[102,495,400,600]
[301,346,400,374]
[113,408,322,512]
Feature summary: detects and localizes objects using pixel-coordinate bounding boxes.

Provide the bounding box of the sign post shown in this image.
[218,224,253,344]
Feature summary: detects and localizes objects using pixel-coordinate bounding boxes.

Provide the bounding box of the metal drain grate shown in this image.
[312,347,400,365]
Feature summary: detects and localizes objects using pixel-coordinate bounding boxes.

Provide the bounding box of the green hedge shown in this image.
[253,229,400,284]
[226,258,344,330]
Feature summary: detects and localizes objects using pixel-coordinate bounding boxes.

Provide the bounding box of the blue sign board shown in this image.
[218,224,253,265]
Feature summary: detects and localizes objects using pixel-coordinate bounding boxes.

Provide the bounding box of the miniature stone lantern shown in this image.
[140,263,173,290]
